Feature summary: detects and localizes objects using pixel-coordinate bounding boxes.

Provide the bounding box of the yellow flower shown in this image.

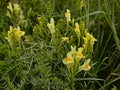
[7,2,13,12]
[14,3,20,12]
[61,37,69,43]
[85,32,97,42]
[16,26,25,37]
[91,35,97,42]
[65,9,71,22]
[76,47,84,61]
[74,22,80,33]
[6,26,25,46]
[63,52,74,65]
[8,26,13,34]
[70,45,77,55]
[79,59,91,71]
[47,18,55,34]
[6,26,14,46]
[83,32,97,52]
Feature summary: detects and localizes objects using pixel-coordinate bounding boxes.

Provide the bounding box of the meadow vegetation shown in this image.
[0,0,120,90]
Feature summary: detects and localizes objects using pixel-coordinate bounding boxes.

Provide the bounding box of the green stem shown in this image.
[67,64,75,90]
[50,33,54,45]
[66,21,69,30]
[78,36,80,47]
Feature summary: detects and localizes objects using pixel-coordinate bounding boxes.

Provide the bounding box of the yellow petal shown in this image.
[79,59,91,71]
[63,52,74,65]
[76,52,83,60]
[83,63,90,71]
[63,57,74,65]
[61,37,69,42]
[47,18,55,34]
[83,59,91,70]
[70,45,76,54]
[74,22,80,32]
[7,2,13,12]
[18,31,25,37]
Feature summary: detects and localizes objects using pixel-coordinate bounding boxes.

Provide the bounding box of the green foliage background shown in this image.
[0,0,120,90]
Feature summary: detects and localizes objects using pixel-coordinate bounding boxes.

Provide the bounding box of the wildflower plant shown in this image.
[83,32,97,56]
[6,2,26,27]
[31,8,97,89]
[64,9,75,30]
[6,26,25,50]
[63,46,92,89]
[74,22,81,46]
[47,18,56,44]
[62,9,97,89]
[65,9,71,23]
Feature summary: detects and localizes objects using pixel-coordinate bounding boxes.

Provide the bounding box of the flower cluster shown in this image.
[63,46,90,72]
[83,32,97,53]
[46,9,97,76]
[6,26,25,49]
[7,2,21,17]
[6,2,25,26]
[63,9,97,75]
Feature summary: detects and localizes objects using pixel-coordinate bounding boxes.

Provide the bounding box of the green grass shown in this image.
[0,0,120,90]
